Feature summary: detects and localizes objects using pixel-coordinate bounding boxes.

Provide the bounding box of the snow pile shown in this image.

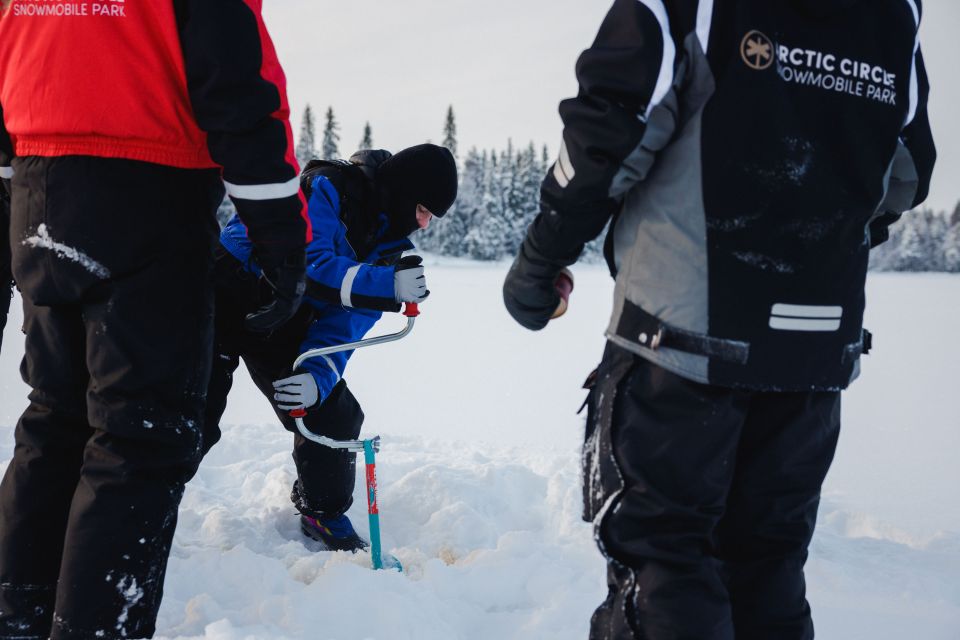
[158,431,601,640]
[1,263,958,639]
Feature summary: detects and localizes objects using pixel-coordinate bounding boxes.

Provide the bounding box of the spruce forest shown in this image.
[219,104,958,272]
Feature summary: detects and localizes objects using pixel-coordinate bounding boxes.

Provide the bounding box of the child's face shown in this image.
[416,204,434,230]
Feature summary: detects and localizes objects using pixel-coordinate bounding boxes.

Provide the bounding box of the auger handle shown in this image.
[291,304,420,370]
[287,304,422,444]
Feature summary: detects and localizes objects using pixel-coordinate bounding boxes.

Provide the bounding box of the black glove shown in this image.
[245,249,306,333]
[503,237,567,331]
[869,211,902,248]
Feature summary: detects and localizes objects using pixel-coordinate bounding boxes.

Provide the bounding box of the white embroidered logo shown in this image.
[775,41,898,106]
[9,0,126,18]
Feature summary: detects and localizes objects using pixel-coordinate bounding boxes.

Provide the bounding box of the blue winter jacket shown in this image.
[220,174,414,403]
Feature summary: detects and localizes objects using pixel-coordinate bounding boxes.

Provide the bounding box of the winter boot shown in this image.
[300,513,369,553]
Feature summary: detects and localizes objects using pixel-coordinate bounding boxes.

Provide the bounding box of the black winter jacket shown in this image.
[529,0,935,390]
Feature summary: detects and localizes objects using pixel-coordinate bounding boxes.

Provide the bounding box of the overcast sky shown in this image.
[264,0,959,213]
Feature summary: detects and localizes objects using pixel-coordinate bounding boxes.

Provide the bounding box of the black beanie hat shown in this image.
[377,144,458,238]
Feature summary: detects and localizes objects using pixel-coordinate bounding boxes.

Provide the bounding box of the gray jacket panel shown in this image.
[606,34,716,384]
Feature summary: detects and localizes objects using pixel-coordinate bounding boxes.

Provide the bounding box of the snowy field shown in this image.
[1,261,958,639]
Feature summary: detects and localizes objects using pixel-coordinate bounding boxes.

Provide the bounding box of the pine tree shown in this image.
[504,143,540,256]
[943,202,960,272]
[295,104,317,167]
[465,150,509,260]
[358,122,373,151]
[882,209,941,272]
[321,106,340,159]
[436,147,483,255]
[442,106,458,160]
[928,211,949,271]
[477,144,511,259]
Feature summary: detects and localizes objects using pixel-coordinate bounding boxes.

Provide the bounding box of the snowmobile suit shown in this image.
[532,0,935,392]
[0,2,307,638]
[514,1,936,639]
[208,155,413,519]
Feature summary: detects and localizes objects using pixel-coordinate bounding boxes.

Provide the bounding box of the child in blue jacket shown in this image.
[205,144,457,550]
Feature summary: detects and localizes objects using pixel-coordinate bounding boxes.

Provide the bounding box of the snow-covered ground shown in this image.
[1,262,958,639]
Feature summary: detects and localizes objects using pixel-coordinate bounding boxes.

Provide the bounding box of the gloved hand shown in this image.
[394,255,430,303]
[245,249,307,333]
[503,237,566,331]
[869,211,902,248]
[273,372,319,411]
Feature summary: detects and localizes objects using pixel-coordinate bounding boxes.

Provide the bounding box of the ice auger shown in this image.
[288,303,420,571]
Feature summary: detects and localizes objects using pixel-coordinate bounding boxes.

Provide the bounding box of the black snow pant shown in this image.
[203,248,364,519]
[583,343,841,640]
[0,157,222,640]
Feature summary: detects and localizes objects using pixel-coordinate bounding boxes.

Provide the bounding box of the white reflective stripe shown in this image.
[903,0,920,127]
[905,41,920,127]
[770,303,843,332]
[637,0,676,119]
[223,177,300,201]
[553,162,569,188]
[771,304,843,319]
[319,355,342,384]
[903,0,919,25]
[696,0,714,54]
[340,264,362,308]
[0,166,13,179]
[553,139,575,188]
[769,317,841,332]
[558,139,575,181]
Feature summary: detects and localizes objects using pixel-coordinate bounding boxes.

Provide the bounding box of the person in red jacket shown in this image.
[0,2,308,638]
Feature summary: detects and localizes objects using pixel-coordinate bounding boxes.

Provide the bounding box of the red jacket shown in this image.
[0,0,308,243]
[0,2,216,169]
